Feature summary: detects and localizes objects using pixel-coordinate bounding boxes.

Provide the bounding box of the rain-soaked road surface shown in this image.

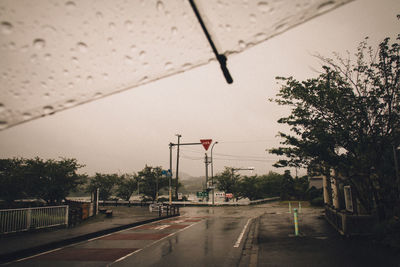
[8,205,267,267]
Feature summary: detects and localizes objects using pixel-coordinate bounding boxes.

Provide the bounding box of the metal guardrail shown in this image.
[0,205,69,234]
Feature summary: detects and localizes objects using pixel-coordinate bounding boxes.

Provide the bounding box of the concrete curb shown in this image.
[0,213,179,265]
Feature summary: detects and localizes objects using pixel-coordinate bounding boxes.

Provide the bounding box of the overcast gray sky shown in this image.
[0,0,399,177]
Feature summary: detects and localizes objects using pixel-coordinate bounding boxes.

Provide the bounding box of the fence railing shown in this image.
[0,205,69,234]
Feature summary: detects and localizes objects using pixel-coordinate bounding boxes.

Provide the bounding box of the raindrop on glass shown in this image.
[33,39,46,49]
[0,121,7,130]
[1,21,13,34]
[156,1,164,12]
[65,1,76,11]
[0,103,5,113]
[44,53,52,61]
[86,75,93,84]
[96,12,103,19]
[250,14,256,23]
[164,62,173,71]
[65,99,75,107]
[124,20,133,31]
[139,50,146,59]
[317,1,335,13]
[171,27,178,35]
[257,2,271,13]
[124,56,133,65]
[238,40,246,49]
[77,42,88,53]
[23,113,32,120]
[43,105,54,115]
[109,22,116,30]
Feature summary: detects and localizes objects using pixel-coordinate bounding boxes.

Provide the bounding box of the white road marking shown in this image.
[154,225,169,230]
[234,218,252,248]
[110,219,202,265]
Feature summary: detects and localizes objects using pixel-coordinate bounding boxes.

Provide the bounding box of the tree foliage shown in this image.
[86,173,120,201]
[116,173,139,201]
[137,165,168,201]
[270,33,400,220]
[0,157,85,205]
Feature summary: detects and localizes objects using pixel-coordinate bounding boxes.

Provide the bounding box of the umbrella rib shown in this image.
[188,0,233,84]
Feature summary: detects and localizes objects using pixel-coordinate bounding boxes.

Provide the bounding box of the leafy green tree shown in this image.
[270,32,400,220]
[138,165,168,201]
[87,173,120,200]
[237,175,261,200]
[24,157,85,204]
[215,167,241,199]
[116,173,139,201]
[0,158,28,204]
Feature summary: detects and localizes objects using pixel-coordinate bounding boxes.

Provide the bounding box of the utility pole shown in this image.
[169,143,173,205]
[175,134,181,200]
[211,141,218,206]
[204,153,210,201]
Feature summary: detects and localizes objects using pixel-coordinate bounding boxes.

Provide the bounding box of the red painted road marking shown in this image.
[34,248,138,262]
[102,233,170,240]
[184,219,201,222]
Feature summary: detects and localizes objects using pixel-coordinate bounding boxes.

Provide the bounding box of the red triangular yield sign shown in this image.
[200,139,212,151]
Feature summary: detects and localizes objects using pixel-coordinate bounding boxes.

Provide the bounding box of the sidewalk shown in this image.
[0,206,179,264]
[255,207,400,267]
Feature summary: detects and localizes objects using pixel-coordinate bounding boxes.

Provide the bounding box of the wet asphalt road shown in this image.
[5,203,400,267]
[7,205,267,267]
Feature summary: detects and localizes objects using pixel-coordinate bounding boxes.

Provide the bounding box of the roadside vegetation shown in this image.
[269,22,400,249]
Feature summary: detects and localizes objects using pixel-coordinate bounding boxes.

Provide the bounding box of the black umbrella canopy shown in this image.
[0,0,352,130]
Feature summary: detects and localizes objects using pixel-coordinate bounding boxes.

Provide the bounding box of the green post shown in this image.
[294,208,299,236]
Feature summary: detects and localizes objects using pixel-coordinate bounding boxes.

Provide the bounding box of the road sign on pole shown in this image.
[200,139,212,151]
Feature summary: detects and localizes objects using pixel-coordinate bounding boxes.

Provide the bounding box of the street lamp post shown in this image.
[211,141,218,206]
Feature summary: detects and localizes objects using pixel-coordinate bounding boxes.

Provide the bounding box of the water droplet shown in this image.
[0,103,5,113]
[23,113,32,120]
[1,21,13,34]
[139,50,146,59]
[86,75,93,84]
[317,1,335,13]
[107,38,113,45]
[30,54,38,63]
[109,22,116,30]
[255,32,267,41]
[156,1,164,11]
[44,53,52,61]
[94,92,103,98]
[0,121,8,130]
[65,1,76,10]
[238,40,246,49]
[33,39,46,49]
[164,62,173,70]
[225,24,231,32]
[71,57,79,64]
[43,105,54,115]
[249,14,256,23]
[77,42,88,53]
[130,45,136,53]
[124,55,133,65]
[63,69,69,76]
[257,2,271,13]
[102,73,109,80]
[8,42,16,50]
[124,20,133,31]
[20,45,29,53]
[171,27,178,35]
[65,99,75,107]
[96,12,103,19]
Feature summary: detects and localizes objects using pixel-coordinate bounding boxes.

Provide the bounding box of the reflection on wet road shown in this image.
[9,205,269,267]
